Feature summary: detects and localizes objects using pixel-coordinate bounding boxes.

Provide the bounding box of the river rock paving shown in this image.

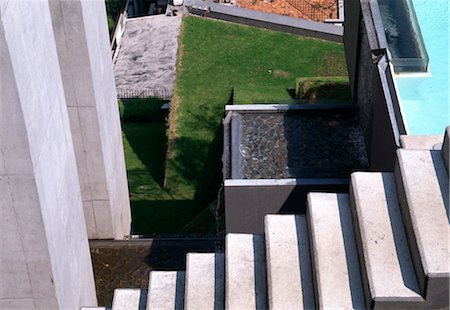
[236,110,368,179]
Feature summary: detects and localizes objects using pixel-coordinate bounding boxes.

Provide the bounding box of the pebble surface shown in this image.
[238,111,369,179]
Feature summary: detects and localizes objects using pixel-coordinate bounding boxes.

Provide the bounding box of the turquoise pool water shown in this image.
[394,0,449,135]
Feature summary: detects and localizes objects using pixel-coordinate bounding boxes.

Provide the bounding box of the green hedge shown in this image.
[295,76,351,101]
[119,98,169,123]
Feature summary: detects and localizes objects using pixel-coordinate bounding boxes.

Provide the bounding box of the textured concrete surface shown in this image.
[350,172,422,307]
[147,271,185,310]
[225,234,266,310]
[112,289,146,309]
[307,193,365,309]
[50,0,131,239]
[113,14,182,95]
[400,134,443,150]
[395,150,449,296]
[265,215,315,309]
[0,1,96,308]
[185,253,225,310]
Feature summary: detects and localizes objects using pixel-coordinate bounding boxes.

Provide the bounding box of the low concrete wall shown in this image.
[224,179,349,233]
[186,1,343,42]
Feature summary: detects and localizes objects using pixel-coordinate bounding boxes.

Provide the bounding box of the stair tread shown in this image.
[397,149,449,276]
[308,193,365,309]
[351,172,422,300]
[185,252,224,310]
[265,214,315,309]
[147,271,185,310]
[111,288,146,310]
[226,233,266,310]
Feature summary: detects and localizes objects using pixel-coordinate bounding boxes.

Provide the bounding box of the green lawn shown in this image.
[122,17,348,234]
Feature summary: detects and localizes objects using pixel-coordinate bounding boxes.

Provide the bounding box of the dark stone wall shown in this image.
[224,180,349,233]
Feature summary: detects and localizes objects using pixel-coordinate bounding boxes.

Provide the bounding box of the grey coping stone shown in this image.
[147,271,185,310]
[232,109,368,179]
[111,289,147,310]
[185,253,225,310]
[225,234,267,310]
[395,149,449,278]
[443,127,449,172]
[307,193,365,309]
[400,134,443,150]
[350,172,422,306]
[264,215,315,309]
[113,14,182,95]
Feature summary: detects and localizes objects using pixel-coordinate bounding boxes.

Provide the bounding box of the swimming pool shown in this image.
[394,0,449,135]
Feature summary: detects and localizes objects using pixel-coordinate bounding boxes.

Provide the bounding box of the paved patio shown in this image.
[113,14,182,97]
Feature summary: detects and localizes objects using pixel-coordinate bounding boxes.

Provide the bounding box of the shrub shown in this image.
[295,76,351,101]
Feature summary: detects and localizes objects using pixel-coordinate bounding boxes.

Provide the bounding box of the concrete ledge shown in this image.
[225,178,349,186]
[186,1,343,42]
[225,103,355,111]
[400,135,444,150]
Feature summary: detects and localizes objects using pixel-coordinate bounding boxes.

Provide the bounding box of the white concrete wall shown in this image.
[0,1,96,308]
[49,0,131,239]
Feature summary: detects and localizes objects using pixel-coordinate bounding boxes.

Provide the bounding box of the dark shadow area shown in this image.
[213,253,225,309]
[90,238,222,307]
[286,88,297,99]
[382,173,421,293]
[430,150,450,224]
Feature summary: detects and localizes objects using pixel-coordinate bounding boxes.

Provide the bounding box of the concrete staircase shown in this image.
[103,128,449,309]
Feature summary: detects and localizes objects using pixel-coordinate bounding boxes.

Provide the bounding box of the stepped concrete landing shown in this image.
[443,127,449,171]
[265,215,315,309]
[225,234,267,310]
[111,289,147,310]
[307,193,365,309]
[400,135,443,150]
[350,172,422,308]
[185,253,225,310]
[147,271,185,310]
[395,149,449,307]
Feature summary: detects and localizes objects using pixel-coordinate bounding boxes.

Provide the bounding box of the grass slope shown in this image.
[162,16,347,232]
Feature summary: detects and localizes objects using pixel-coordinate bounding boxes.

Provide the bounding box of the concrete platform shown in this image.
[113,14,182,97]
[307,193,365,309]
[350,172,422,308]
[265,215,315,309]
[225,234,267,310]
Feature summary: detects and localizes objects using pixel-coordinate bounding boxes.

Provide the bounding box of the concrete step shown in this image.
[264,214,315,309]
[443,126,449,171]
[350,172,423,308]
[400,134,443,150]
[185,252,224,310]
[225,233,267,310]
[147,271,185,310]
[395,149,449,307]
[111,289,147,310]
[307,193,365,309]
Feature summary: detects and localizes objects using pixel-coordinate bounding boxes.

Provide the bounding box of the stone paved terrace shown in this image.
[113,14,182,97]
[229,107,368,179]
[236,0,337,21]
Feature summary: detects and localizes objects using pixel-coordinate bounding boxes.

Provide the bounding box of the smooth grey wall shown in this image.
[50,0,131,239]
[0,1,96,308]
[224,180,349,233]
